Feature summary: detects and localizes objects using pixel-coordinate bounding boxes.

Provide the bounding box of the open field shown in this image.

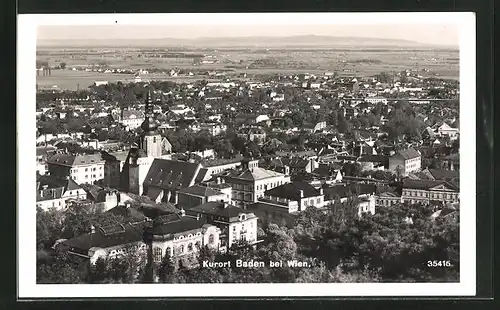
[36,47,459,90]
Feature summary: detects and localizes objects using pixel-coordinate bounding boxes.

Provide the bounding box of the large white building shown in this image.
[388,148,421,176]
[47,153,105,185]
[61,212,221,265]
[221,159,291,208]
[187,202,258,251]
[121,110,145,130]
[436,123,459,140]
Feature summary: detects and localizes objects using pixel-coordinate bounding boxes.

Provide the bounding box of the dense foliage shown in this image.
[36,200,458,284]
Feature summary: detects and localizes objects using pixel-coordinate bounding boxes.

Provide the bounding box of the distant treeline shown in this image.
[347,59,384,64]
[138,52,205,58]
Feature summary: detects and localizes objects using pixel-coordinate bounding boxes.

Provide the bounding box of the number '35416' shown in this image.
[427,260,452,267]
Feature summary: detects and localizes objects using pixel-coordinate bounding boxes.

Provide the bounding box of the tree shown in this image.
[37,207,65,250]
[60,62,67,69]
[157,251,175,283]
[37,250,87,284]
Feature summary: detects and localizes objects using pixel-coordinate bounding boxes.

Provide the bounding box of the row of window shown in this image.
[403,190,457,200]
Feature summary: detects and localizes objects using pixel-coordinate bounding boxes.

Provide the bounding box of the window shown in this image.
[180,245,184,254]
[187,243,193,252]
[153,248,163,263]
[209,234,214,244]
[85,168,88,172]
[85,175,88,179]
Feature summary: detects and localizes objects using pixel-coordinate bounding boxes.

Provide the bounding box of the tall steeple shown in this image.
[141,88,159,135]
[139,87,162,158]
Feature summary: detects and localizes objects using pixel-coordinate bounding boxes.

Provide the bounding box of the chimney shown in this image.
[217,177,221,185]
[180,208,186,217]
[299,190,304,198]
[319,188,324,195]
[196,213,200,221]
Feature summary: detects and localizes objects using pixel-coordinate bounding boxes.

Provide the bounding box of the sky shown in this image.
[37,23,459,46]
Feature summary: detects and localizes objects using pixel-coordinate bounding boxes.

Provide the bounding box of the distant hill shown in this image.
[37,35,455,49]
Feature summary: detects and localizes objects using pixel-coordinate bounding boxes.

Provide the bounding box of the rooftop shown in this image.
[188,201,255,222]
[177,185,224,197]
[264,181,320,201]
[394,147,421,160]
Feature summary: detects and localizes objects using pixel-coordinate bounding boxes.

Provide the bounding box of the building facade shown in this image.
[47,153,105,185]
[388,148,421,176]
[221,160,291,208]
[401,179,459,205]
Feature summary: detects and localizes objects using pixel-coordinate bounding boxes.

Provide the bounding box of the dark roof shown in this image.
[48,153,105,166]
[79,183,104,200]
[63,222,145,252]
[275,150,317,158]
[143,159,201,191]
[264,181,320,201]
[323,183,377,200]
[194,168,209,183]
[201,156,243,168]
[106,205,147,222]
[36,175,81,192]
[151,216,208,236]
[402,179,458,191]
[36,146,57,157]
[188,201,250,220]
[395,148,421,160]
[427,168,459,181]
[178,185,223,197]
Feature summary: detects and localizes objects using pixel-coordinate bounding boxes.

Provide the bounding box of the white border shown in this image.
[18,12,476,298]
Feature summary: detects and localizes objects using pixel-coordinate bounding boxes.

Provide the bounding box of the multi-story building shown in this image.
[388,148,421,176]
[47,153,105,185]
[141,159,203,204]
[237,127,267,145]
[200,157,242,181]
[436,123,459,140]
[120,110,145,130]
[118,90,173,195]
[261,181,324,211]
[199,122,227,136]
[61,212,221,265]
[248,182,324,228]
[323,183,377,217]
[186,201,258,252]
[376,191,403,207]
[401,179,459,205]
[221,159,291,209]
[36,175,86,210]
[177,184,228,209]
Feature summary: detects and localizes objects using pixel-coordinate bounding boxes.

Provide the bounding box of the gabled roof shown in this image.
[143,159,201,191]
[264,181,320,201]
[106,205,147,222]
[189,201,255,222]
[323,183,377,200]
[47,153,105,166]
[63,222,145,252]
[402,179,458,191]
[122,110,145,120]
[394,147,420,160]
[222,166,285,181]
[37,174,82,192]
[177,185,223,197]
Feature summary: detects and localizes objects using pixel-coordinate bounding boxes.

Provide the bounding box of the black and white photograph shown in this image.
[17,12,476,297]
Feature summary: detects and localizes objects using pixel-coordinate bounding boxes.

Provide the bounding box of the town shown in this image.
[36,44,460,284]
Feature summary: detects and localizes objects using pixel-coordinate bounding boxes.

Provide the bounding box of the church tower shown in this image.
[120,88,161,195]
[140,89,162,158]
